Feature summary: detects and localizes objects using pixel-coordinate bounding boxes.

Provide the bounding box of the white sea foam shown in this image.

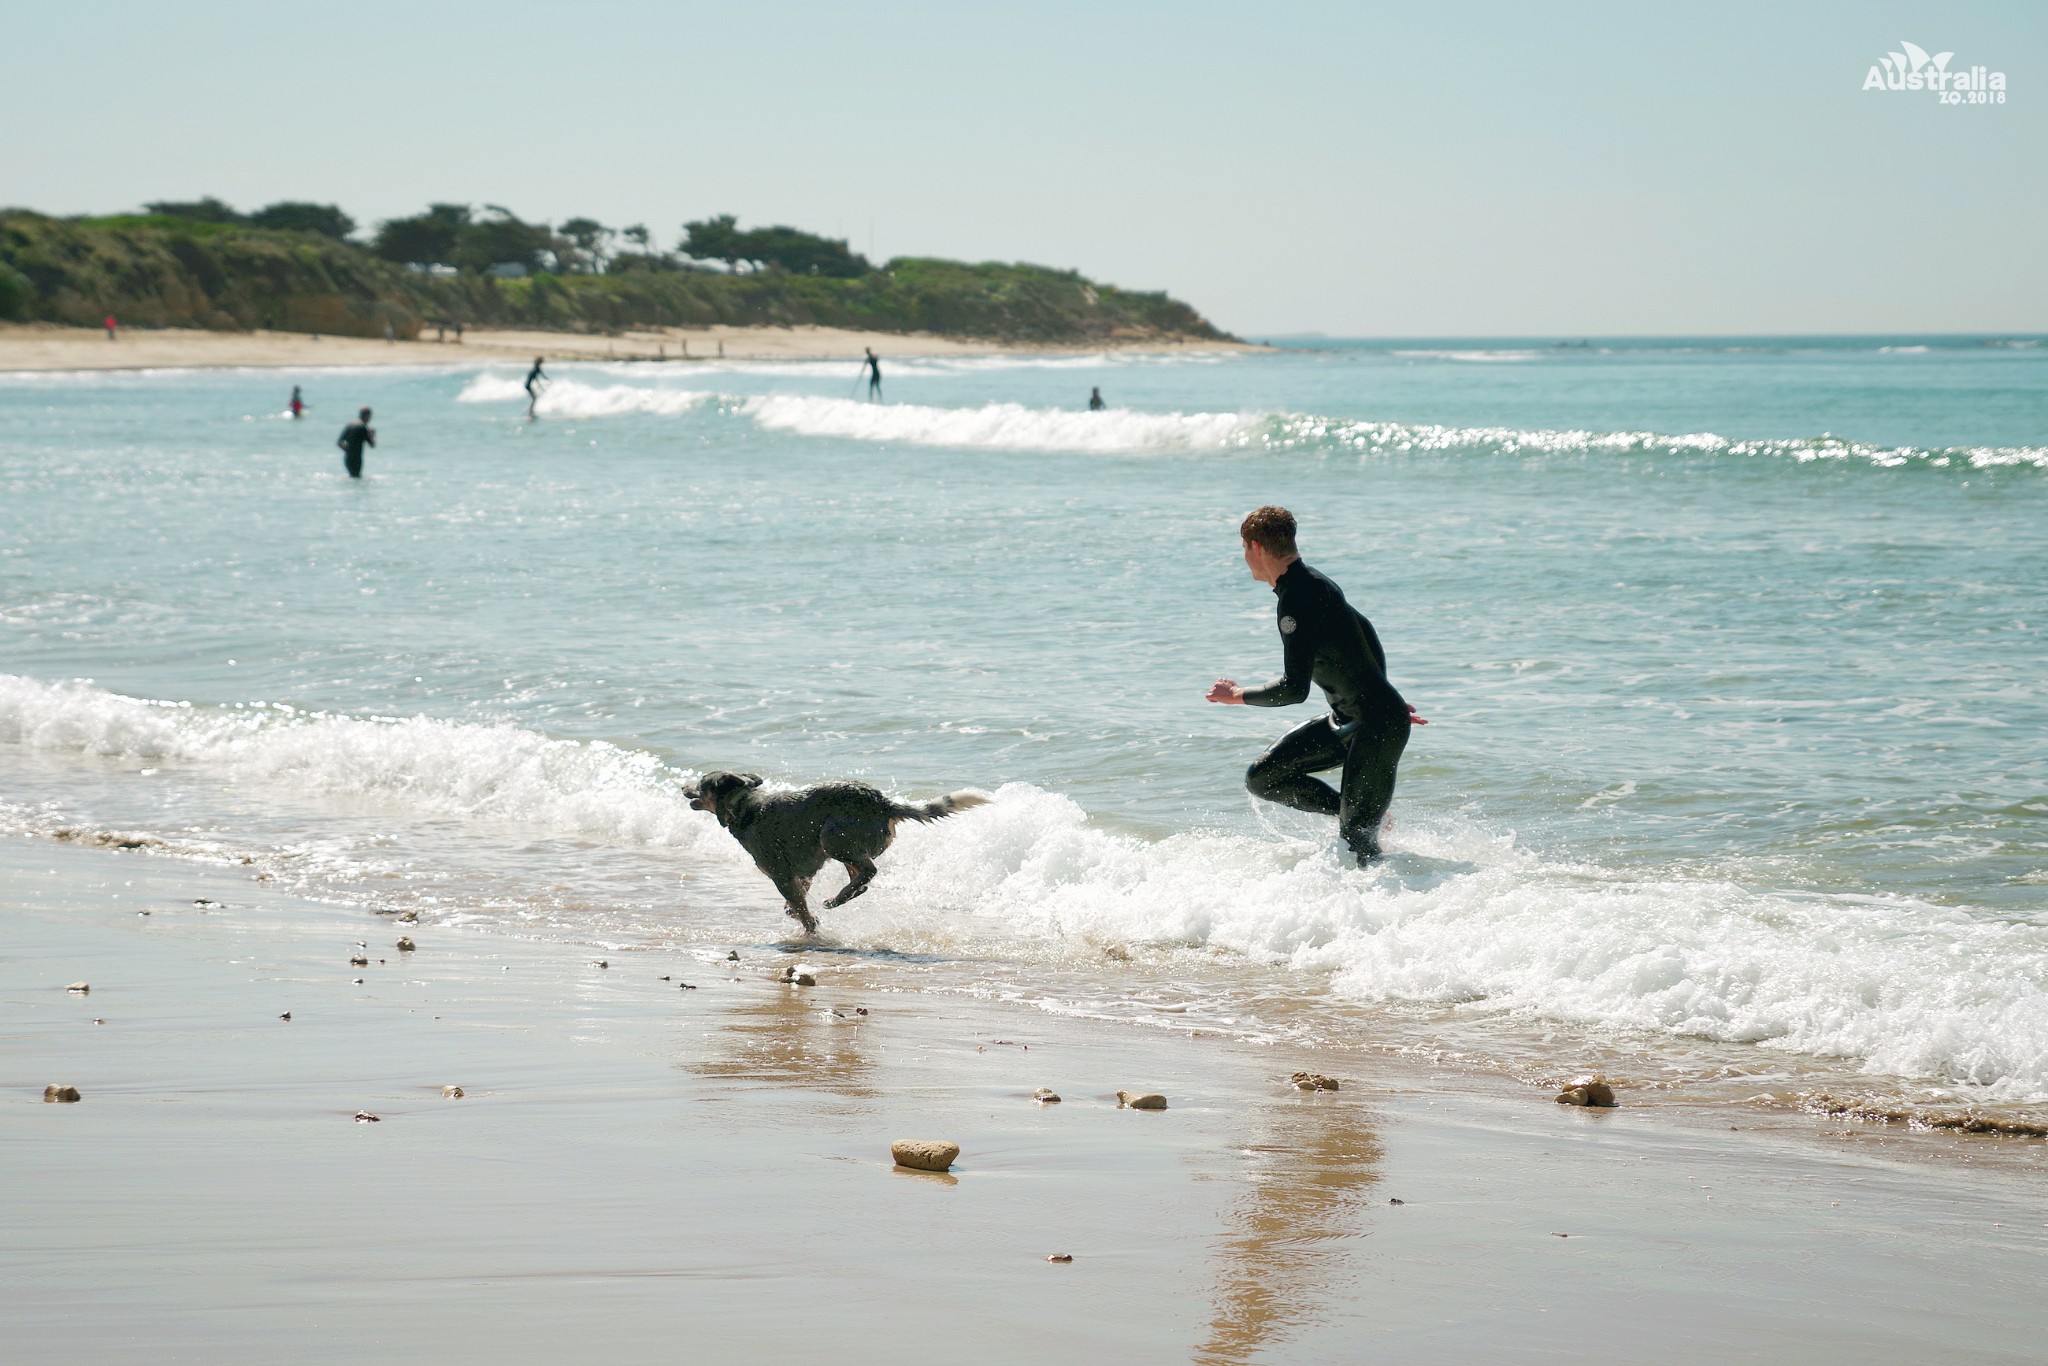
[457,374,711,417]
[1390,349,1546,362]
[739,394,1261,452]
[7,672,2048,1100]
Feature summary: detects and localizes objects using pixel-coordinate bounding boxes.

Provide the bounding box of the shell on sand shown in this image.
[43,1084,81,1103]
[891,1139,959,1172]
[1117,1091,1168,1110]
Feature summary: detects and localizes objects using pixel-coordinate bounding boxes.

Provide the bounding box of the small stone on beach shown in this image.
[43,1084,81,1103]
[279,1012,291,1021]
[727,951,741,961]
[1389,1198,1405,1205]
[780,966,816,987]
[397,937,415,952]
[442,1086,464,1098]
[66,982,90,994]
[349,955,368,967]
[1117,1091,1168,1110]
[1045,1253,1073,1263]
[398,911,419,923]
[891,1139,959,1172]
[1291,1072,1340,1092]
[595,960,608,969]
[354,1110,380,1123]
[1033,1088,1062,1104]
[1555,1075,1618,1108]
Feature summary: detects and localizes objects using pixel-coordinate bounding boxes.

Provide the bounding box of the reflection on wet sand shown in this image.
[687,982,878,1101]
[1194,1090,1383,1365]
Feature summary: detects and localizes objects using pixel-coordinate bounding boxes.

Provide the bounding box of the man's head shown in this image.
[359,406,372,420]
[1239,505,1299,584]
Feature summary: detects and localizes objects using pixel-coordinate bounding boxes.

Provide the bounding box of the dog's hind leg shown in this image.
[771,875,818,935]
[824,856,878,909]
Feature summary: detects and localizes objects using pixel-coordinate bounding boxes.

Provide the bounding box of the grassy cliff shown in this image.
[0,212,1231,344]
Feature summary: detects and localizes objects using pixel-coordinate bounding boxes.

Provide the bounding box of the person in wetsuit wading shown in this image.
[336,406,375,479]
[1206,505,1424,860]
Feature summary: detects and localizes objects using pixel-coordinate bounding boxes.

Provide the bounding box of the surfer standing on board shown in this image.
[1207,505,1424,862]
[862,347,882,401]
[524,356,547,418]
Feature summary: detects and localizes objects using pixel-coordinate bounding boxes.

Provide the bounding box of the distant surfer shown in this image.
[862,347,882,401]
[336,406,375,479]
[104,314,117,341]
[288,385,305,419]
[1088,386,1105,411]
[524,356,547,418]
[1206,505,1425,862]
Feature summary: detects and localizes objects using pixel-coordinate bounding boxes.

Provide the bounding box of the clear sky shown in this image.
[5,1,2042,336]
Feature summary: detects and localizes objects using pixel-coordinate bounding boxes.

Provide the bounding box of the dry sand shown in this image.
[5,834,2046,1364]
[0,322,1252,373]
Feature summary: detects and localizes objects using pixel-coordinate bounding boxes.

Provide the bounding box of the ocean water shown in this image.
[4,336,2046,1115]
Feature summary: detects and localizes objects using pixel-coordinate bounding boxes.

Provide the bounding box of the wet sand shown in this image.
[4,834,2045,1364]
[0,322,1251,373]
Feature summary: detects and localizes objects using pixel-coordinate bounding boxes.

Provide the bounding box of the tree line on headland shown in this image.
[0,198,1228,344]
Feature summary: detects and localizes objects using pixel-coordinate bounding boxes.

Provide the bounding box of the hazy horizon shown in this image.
[5,1,2043,337]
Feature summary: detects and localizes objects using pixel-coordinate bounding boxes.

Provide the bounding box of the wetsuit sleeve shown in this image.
[1240,607,1314,707]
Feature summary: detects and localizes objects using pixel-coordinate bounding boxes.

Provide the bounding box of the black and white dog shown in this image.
[685,772,990,934]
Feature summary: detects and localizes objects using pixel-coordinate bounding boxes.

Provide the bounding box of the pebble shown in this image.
[595,960,608,969]
[1291,1072,1340,1092]
[891,1139,959,1172]
[442,1085,465,1099]
[43,1084,81,1103]
[1032,1088,1062,1104]
[349,955,369,967]
[354,1110,381,1123]
[780,966,816,987]
[398,911,419,923]
[1555,1076,1618,1108]
[1117,1091,1168,1110]
[727,951,741,961]
[1045,1253,1074,1263]
[396,937,416,952]
[66,982,90,994]
[1388,1198,1405,1205]
[279,1012,292,1021]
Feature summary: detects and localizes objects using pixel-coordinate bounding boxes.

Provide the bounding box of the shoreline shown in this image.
[0,321,1257,374]
[6,833,2046,1362]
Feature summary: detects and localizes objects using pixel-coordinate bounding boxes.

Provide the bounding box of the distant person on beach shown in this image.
[104,315,117,341]
[336,407,375,479]
[1206,505,1425,862]
[525,357,547,418]
[1089,386,1106,411]
[863,347,882,401]
[288,386,305,419]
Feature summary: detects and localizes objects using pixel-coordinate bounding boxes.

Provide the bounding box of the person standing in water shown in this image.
[862,347,882,401]
[1206,505,1425,862]
[524,356,547,418]
[1088,386,1106,411]
[336,406,375,479]
[288,386,306,419]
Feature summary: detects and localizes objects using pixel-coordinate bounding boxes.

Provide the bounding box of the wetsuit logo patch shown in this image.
[1279,615,1297,634]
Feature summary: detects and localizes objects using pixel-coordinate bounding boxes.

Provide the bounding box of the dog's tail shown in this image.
[889,790,992,825]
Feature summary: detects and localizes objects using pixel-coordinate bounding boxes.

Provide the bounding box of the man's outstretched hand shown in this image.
[1408,703,1429,726]
[1206,678,1245,705]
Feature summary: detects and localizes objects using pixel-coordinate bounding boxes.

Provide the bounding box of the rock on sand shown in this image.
[891,1139,959,1172]
[43,1084,82,1103]
[1291,1072,1340,1092]
[1032,1088,1062,1104]
[1117,1091,1168,1110]
[1556,1075,1618,1107]
[442,1085,465,1098]
[66,982,90,994]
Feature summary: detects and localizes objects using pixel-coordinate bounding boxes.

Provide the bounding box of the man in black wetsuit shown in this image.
[336,406,375,479]
[1206,505,1424,860]
[524,356,547,418]
[863,347,882,401]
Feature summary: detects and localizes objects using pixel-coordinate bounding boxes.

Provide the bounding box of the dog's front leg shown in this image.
[773,876,819,935]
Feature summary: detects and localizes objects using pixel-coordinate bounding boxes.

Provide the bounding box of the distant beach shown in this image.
[0,321,1256,373]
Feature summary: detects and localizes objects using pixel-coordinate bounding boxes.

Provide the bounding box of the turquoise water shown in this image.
[4,336,2045,1110]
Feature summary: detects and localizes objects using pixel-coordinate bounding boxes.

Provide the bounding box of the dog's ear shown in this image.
[738,773,764,789]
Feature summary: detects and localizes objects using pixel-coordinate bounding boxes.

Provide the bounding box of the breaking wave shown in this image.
[738,394,1258,452]
[8,672,2048,1101]
[457,374,711,417]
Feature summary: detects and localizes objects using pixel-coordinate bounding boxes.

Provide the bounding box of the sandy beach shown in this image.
[0,322,1253,373]
[6,833,2045,1364]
